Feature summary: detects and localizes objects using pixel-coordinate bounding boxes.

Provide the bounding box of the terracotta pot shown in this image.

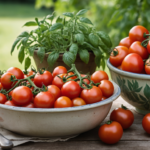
[33,51,97,74]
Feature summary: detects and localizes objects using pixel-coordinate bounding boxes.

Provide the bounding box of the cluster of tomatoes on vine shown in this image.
[0,64,114,108]
[109,25,150,74]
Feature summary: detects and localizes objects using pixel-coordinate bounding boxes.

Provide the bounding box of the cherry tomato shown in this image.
[119,36,134,49]
[54,96,73,108]
[110,105,134,129]
[52,74,65,89]
[147,40,150,54]
[47,85,61,100]
[7,67,24,79]
[117,65,122,70]
[91,71,109,84]
[23,103,34,108]
[4,101,16,106]
[1,72,16,90]
[81,74,90,84]
[24,70,35,80]
[67,72,77,80]
[101,96,107,101]
[142,113,150,134]
[12,86,33,106]
[34,70,53,88]
[98,121,123,144]
[121,53,144,73]
[34,92,55,108]
[61,81,81,99]
[72,97,86,106]
[145,58,150,74]
[0,83,3,90]
[129,41,149,59]
[99,80,114,98]
[110,46,129,67]
[129,25,149,42]
[80,86,103,104]
[52,66,67,77]
[0,93,7,104]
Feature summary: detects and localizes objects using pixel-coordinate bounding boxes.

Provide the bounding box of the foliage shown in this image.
[11,9,112,70]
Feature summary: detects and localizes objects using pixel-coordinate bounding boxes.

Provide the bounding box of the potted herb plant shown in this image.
[11,9,112,74]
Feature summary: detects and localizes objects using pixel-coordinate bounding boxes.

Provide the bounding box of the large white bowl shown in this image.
[0,82,120,137]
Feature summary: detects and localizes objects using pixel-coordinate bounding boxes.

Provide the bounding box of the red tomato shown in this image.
[34,92,55,108]
[129,25,149,42]
[0,93,7,104]
[61,81,81,99]
[99,80,114,98]
[119,36,134,48]
[52,66,67,77]
[142,113,150,134]
[23,103,34,108]
[81,74,90,84]
[72,97,86,106]
[121,53,144,73]
[5,101,16,106]
[117,65,122,70]
[101,96,107,101]
[91,71,109,84]
[1,72,15,90]
[34,71,53,88]
[129,41,149,59]
[80,86,103,104]
[7,67,24,79]
[110,46,129,67]
[147,40,150,54]
[47,85,61,100]
[54,96,73,108]
[12,86,33,106]
[98,121,123,144]
[145,58,150,74]
[0,83,3,90]
[24,70,35,80]
[110,105,134,129]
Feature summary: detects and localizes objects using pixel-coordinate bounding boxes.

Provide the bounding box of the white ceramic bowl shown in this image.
[0,82,120,137]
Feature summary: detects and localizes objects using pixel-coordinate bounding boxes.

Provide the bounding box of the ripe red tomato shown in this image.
[142,113,150,134]
[145,58,150,74]
[61,81,81,99]
[7,67,24,79]
[54,96,73,108]
[34,71,53,88]
[0,93,7,104]
[110,46,129,67]
[23,103,34,108]
[119,36,134,48]
[81,74,90,84]
[117,65,122,70]
[121,53,144,73]
[129,25,149,42]
[110,105,134,129]
[98,121,123,144]
[1,72,15,90]
[0,83,3,90]
[80,86,103,104]
[34,92,55,108]
[98,80,114,98]
[91,71,108,84]
[72,97,86,106]
[147,40,150,54]
[12,86,33,106]
[101,96,107,101]
[67,72,77,80]
[129,41,149,59]
[24,70,35,80]
[4,101,16,106]
[52,66,67,77]
[47,85,61,100]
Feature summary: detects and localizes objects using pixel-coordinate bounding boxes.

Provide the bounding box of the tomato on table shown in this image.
[110,105,134,129]
[98,121,123,144]
[119,36,134,49]
[72,97,86,107]
[142,113,150,134]
[52,66,67,78]
[7,67,24,79]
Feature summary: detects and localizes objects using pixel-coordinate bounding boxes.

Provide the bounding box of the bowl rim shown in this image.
[107,58,150,79]
[0,81,120,113]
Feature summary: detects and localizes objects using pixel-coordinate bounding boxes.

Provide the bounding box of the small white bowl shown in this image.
[0,82,120,137]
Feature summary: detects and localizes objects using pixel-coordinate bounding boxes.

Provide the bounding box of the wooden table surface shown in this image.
[10,97,149,150]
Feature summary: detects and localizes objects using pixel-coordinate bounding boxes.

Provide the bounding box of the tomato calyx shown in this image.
[111,48,119,57]
[141,38,149,48]
[106,120,113,125]
[121,104,128,110]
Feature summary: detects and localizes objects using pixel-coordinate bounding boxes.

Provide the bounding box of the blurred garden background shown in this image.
[0,0,150,70]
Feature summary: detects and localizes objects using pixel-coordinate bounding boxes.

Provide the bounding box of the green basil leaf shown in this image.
[75,33,84,45]
[79,24,88,34]
[78,49,89,64]
[49,23,63,31]
[99,40,110,53]
[46,14,54,20]
[101,56,106,70]
[69,43,78,56]
[88,33,99,47]
[47,51,59,68]
[21,37,29,46]
[35,18,40,26]
[28,47,35,56]
[95,55,101,68]
[97,31,112,48]
[18,31,29,38]
[76,9,88,16]
[23,21,38,27]
[63,51,76,67]
[37,47,45,63]
[63,12,74,17]
[56,16,63,23]
[17,41,22,50]
[24,57,31,71]
[18,46,25,64]
[92,48,102,58]
[79,17,93,25]
[11,37,22,54]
